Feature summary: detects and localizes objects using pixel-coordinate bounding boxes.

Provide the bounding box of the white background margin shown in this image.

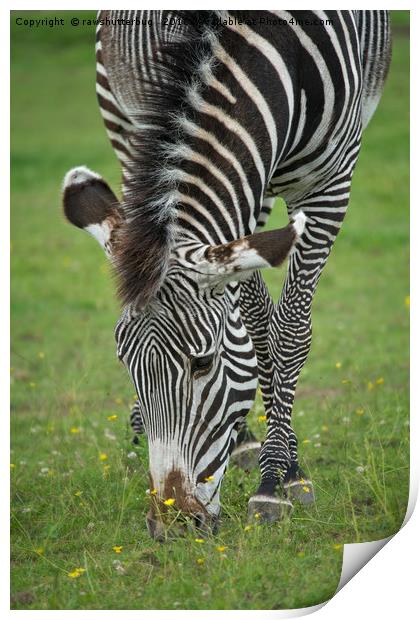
[3,1,416,618]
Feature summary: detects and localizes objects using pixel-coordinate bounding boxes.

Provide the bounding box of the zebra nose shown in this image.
[146,515,166,541]
[191,511,220,536]
[193,512,206,530]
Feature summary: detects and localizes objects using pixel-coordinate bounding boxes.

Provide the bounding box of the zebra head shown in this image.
[63,166,305,538]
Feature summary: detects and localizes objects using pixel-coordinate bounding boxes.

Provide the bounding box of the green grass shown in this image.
[11,11,409,610]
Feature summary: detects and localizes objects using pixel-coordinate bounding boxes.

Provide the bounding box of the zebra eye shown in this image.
[191,354,214,375]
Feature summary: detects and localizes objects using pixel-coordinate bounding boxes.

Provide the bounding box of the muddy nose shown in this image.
[146,509,218,540]
[145,512,203,541]
[146,469,216,539]
[146,514,166,541]
[193,511,206,530]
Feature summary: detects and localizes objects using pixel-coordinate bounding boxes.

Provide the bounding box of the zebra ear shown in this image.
[62,166,123,258]
[196,212,306,286]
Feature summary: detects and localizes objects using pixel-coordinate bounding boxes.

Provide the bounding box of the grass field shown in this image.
[11,11,409,610]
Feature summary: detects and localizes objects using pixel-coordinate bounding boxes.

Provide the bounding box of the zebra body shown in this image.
[63,11,390,535]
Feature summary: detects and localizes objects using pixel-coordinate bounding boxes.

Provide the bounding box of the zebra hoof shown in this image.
[247,495,293,524]
[285,479,315,506]
[231,441,261,471]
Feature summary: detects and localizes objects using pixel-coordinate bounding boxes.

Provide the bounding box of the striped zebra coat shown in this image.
[63,10,391,538]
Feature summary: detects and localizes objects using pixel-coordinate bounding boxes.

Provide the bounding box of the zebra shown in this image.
[62,11,391,538]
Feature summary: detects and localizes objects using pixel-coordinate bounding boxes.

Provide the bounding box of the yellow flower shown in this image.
[254,512,261,520]
[70,427,81,434]
[99,453,108,461]
[302,439,311,445]
[356,408,364,416]
[67,567,85,578]
[367,381,374,391]
[302,486,310,493]
[163,498,175,506]
[35,547,44,555]
[204,475,214,482]
[405,295,410,308]
[244,525,252,532]
[149,488,157,496]
[335,362,342,369]
[113,546,123,554]
[196,558,205,565]
[10,463,15,469]
[258,415,267,423]
[332,543,343,551]
[67,570,80,578]
[107,415,118,422]
[216,545,227,552]
[114,397,123,405]
[38,351,45,359]
[195,538,205,543]
[74,490,83,497]
[376,377,384,385]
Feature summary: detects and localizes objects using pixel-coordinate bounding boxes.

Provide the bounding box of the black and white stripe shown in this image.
[66,11,391,527]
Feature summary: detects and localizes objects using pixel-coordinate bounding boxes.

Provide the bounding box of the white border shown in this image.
[5,2,416,618]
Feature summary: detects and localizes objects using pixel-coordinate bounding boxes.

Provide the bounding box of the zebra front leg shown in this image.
[236,271,311,490]
[235,199,310,487]
[130,400,145,444]
[283,429,315,506]
[232,199,276,471]
[231,418,261,471]
[248,200,349,522]
[247,329,310,521]
[231,270,274,470]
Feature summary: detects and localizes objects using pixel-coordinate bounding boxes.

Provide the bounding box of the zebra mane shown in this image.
[114,11,223,307]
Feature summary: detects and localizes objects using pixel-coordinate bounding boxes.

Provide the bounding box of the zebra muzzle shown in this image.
[145,505,217,541]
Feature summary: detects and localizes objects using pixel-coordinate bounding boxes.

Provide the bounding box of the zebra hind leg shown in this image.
[130,400,144,444]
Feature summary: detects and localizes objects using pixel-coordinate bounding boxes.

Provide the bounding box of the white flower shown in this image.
[112,560,126,575]
[127,451,137,460]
